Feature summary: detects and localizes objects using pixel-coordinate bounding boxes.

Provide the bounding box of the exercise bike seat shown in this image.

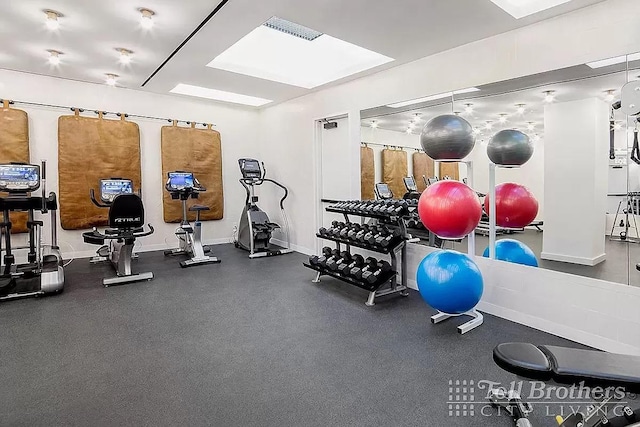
[189,205,210,212]
[494,342,640,393]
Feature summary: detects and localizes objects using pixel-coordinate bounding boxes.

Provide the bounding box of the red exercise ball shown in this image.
[418,181,482,239]
[484,183,538,228]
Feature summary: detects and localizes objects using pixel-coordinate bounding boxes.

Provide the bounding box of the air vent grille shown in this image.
[263,16,323,41]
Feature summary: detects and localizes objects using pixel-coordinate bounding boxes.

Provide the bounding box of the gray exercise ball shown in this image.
[487,129,534,166]
[420,114,475,161]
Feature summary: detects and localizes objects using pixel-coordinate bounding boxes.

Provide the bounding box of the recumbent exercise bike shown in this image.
[0,161,64,300]
[164,171,221,268]
[82,178,154,286]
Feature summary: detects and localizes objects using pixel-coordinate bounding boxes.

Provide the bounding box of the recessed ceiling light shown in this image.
[117,48,133,65]
[464,103,474,114]
[413,113,421,122]
[405,128,413,134]
[387,87,480,108]
[515,104,526,114]
[44,10,61,30]
[207,17,393,89]
[47,50,62,66]
[105,73,119,86]
[498,113,508,123]
[485,121,493,130]
[586,52,640,69]
[170,83,272,107]
[473,128,482,135]
[533,134,542,142]
[139,8,155,29]
[604,89,616,103]
[527,122,535,131]
[370,120,378,129]
[543,90,556,103]
[613,121,623,131]
[489,0,572,19]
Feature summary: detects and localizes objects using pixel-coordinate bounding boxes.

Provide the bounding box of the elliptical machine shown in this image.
[82,179,154,286]
[164,171,221,268]
[0,161,64,300]
[235,159,292,258]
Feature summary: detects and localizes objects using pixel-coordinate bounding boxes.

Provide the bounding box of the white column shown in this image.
[541,98,609,265]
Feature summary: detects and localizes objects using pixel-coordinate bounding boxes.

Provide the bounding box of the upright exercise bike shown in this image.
[164,171,221,268]
[0,161,64,300]
[82,178,154,286]
[235,158,292,259]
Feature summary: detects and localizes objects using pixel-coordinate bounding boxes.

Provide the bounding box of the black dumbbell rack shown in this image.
[305,201,410,306]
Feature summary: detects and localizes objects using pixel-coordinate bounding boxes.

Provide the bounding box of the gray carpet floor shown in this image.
[0,245,603,426]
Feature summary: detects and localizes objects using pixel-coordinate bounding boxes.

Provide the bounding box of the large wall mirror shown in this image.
[361,52,640,287]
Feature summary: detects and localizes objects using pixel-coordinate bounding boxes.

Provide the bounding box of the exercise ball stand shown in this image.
[427,159,484,334]
[431,310,484,334]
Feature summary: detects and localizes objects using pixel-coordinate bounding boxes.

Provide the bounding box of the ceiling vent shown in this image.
[263,16,323,41]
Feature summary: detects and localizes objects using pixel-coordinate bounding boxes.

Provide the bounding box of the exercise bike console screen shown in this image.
[167,172,195,191]
[0,164,40,192]
[403,177,418,192]
[239,159,262,180]
[100,179,133,203]
[375,183,393,200]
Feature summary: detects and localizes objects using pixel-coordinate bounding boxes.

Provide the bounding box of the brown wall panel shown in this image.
[161,125,223,223]
[58,114,142,230]
[382,149,408,199]
[360,146,375,200]
[412,152,434,192]
[439,162,460,181]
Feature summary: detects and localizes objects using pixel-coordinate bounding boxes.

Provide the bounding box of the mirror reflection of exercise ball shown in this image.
[487,129,534,166]
[620,81,640,116]
[420,114,475,160]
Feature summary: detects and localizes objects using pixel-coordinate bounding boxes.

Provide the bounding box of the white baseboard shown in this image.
[271,238,314,255]
[541,251,606,266]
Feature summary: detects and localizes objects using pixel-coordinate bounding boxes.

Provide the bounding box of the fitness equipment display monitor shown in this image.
[0,164,40,192]
[167,172,195,191]
[403,177,418,193]
[100,179,133,203]
[375,183,393,200]
[427,177,439,186]
[239,158,262,180]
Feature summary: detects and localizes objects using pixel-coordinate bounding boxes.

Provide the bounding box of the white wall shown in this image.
[0,69,260,260]
[257,0,640,353]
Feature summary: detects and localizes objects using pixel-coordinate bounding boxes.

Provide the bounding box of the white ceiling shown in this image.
[361,65,640,142]
[0,0,606,107]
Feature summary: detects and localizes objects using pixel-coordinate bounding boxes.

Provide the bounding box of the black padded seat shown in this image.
[493,343,552,381]
[189,205,209,212]
[494,343,640,393]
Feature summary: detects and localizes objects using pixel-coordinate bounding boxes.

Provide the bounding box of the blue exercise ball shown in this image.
[482,239,538,267]
[416,250,483,315]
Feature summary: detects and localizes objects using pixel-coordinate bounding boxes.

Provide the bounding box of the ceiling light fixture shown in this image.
[453,111,462,116]
[527,122,535,131]
[586,52,640,69]
[370,120,378,129]
[44,10,61,30]
[170,83,273,107]
[408,121,416,129]
[498,113,508,124]
[139,8,155,29]
[604,89,616,103]
[485,121,493,130]
[533,134,542,142]
[47,50,62,66]
[105,73,119,86]
[515,104,526,114]
[386,87,480,109]
[413,113,421,122]
[544,90,556,103]
[473,128,482,135]
[117,48,133,65]
[464,103,474,114]
[613,121,623,131]
[406,128,413,134]
[489,0,571,19]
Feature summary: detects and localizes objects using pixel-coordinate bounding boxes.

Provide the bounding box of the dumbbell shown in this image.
[362,260,393,284]
[309,247,335,266]
[354,224,370,242]
[326,251,351,271]
[327,221,346,237]
[347,223,362,240]
[339,223,356,239]
[361,227,378,245]
[375,228,401,247]
[350,257,379,280]
[338,254,364,275]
